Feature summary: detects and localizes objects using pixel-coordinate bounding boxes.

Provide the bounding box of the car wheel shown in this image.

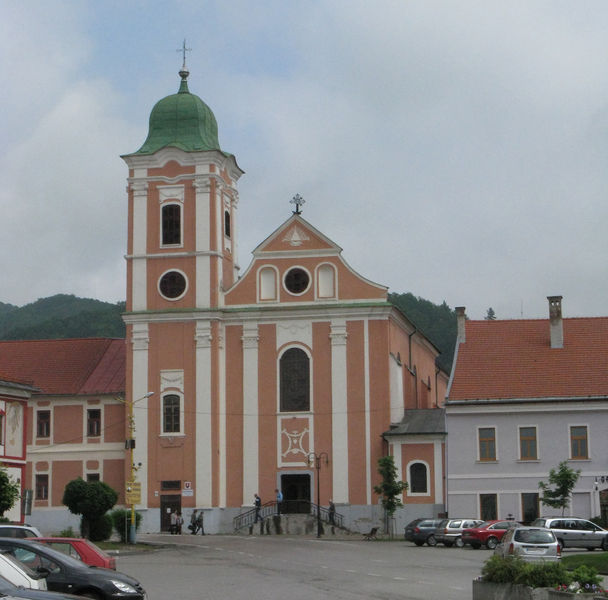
[587,547,596,551]
[486,537,499,550]
[471,542,481,549]
[455,536,464,548]
[414,541,424,546]
[426,534,437,547]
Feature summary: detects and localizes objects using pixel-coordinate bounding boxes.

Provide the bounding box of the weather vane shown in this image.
[290,194,305,215]
[177,39,192,70]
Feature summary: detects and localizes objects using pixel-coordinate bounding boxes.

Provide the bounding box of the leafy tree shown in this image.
[538,461,580,516]
[62,478,118,540]
[0,465,20,517]
[485,307,496,320]
[373,456,408,533]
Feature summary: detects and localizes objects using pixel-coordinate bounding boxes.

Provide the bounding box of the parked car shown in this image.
[0,539,145,600]
[0,572,84,600]
[530,517,608,551]
[495,526,561,562]
[434,518,484,547]
[404,519,442,546]
[33,539,115,570]
[0,552,48,589]
[462,520,519,549]
[0,526,42,539]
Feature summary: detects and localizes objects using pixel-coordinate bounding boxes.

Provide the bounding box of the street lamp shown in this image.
[122,391,154,544]
[308,452,329,538]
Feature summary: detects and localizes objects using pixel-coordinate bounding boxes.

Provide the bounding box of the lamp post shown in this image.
[123,391,154,544]
[308,452,329,539]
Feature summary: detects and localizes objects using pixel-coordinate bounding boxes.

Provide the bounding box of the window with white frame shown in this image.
[408,461,429,494]
[280,347,310,412]
[161,203,181,246]
[162,394,181,434]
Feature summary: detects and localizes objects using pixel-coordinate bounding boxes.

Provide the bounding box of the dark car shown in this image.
[0,539,145,600]
[404,519,442,546]
[0,572,84,600]
[461,520,519,549]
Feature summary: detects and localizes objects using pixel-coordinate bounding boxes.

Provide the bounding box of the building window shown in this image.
[519,426,537,460]
[570,426,588,459]
[259,267,278,301]
[522,493,539,524]
[409,462,428,494]
[159,270,187,300]
[86,473,100,482]
[480,493,497,520]
[224,210,231,238]
[35,474,49,500]
[87,409,101,437]
[280,348,310,412]
[162,204,181,245]
[284,267,310,295]
[478,427,496,461]
[37,411,50,438]
[163,395,180,433]
[161,480,181,491]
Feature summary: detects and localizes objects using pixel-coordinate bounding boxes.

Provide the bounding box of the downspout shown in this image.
[408,328,418,409]
[435,365,440,408]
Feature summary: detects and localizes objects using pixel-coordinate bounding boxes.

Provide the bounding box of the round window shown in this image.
[159,271,187,299]
[284,268,310,294]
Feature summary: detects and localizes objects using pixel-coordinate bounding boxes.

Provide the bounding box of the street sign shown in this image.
[126,481,141,504]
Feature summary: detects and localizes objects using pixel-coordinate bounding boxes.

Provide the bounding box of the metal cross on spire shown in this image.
[177,39,192,70]
[290,194,305,215]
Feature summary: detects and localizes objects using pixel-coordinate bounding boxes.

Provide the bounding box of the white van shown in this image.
[0,552,48,590]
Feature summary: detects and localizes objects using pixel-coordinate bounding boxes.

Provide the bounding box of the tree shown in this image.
[538,461,581,515]
[63,478,118,540]
[0,465,20,517]
[485,307,496,320]
[373,456,408,534]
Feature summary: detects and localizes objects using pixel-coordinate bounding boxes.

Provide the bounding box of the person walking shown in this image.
[275,488,283,515]
[196,509,205,535]
[190,509,198,535]
[328,500,336,534]
[176,511,183,535]
[254,493,262,523]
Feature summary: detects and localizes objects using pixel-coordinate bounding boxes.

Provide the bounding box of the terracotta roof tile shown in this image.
[448,318,608,401]
[0,338,125,396]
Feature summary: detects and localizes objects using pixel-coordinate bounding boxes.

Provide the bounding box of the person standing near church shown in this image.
[275,488,283,514]
[254,493,262,523]
[190,509,198,534]
[196,509,205,535]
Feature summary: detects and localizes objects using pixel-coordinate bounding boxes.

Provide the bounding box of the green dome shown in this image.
[134,71,222,155]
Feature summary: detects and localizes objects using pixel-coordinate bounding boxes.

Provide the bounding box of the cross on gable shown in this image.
[290,193,305,215]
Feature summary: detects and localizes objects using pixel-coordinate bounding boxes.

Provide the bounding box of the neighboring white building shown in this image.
[445,296,608,523]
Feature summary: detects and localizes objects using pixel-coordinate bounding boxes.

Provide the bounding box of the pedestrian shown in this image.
[328,500,336,526]
[254,493,262,523]
[190,509,198,535]
[176,511,183,535]
[170,510,177,535]
[196,509,205,535]
[275,488,283,514]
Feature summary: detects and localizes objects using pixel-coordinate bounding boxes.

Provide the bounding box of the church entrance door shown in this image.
[281,474,310,514]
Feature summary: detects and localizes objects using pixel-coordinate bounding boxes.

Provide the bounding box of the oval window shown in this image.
[284,268,310,295]
[159,271,187,299]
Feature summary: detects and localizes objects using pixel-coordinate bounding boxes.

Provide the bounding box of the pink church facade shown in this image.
[121,67,448,533]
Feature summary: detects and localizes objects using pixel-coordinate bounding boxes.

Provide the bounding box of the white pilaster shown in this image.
[194,177,211,308]
[131,182,148,311]
[391,441,404,502]
[131,323,150,507]
[330,319,349,503]
[195,322,213,507]
[434,440,443,504]
[242,323,259,504]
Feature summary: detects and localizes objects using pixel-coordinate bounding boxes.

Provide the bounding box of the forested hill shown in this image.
[0,293,457,373]
[0,295,125,340]
[388,292,457,374]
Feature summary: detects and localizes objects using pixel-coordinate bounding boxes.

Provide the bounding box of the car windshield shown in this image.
[8,541,88,570]
[514,530,555,544]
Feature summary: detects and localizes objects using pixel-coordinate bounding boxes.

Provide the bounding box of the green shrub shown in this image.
[85,514,113,542]
[570,565,602,589]
[482,555,527,584]
[59,527,76,538]
[482,556,572,589]
[110,509,142,543]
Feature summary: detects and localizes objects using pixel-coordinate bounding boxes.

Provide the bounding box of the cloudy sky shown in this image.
[2,1,607,320]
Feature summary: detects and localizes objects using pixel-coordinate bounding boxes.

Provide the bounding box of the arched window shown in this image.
[280,348,310,412]
[409,462,428,494]
[163,394,180,433]
[162,204,181,245]
[224,210,231,238]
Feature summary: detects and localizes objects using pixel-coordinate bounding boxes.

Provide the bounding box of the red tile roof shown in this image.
[0,339,125,396]
[448,317,608,401]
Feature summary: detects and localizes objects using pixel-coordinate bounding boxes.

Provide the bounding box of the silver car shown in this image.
[434,518,484,547]
[530,517,608,550]
[495,526,560,562]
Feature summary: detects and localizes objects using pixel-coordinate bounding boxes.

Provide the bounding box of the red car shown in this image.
[461,520,519,549]
[33,537,116,569]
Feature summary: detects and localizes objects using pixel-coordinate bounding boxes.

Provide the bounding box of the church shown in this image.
[119,57,449,534]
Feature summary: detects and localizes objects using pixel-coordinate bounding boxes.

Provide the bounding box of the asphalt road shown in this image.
[114,535,494,600]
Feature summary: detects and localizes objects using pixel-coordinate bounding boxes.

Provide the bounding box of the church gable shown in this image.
[254,215,338,255]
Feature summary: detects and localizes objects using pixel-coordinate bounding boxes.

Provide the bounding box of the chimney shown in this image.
[455,306,466,343]
[547,296,563,349]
